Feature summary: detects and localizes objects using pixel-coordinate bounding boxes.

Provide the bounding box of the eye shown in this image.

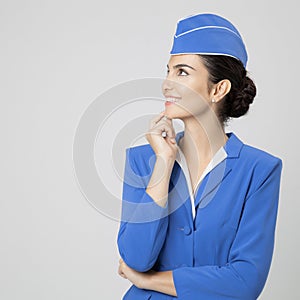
[178,68,189,76]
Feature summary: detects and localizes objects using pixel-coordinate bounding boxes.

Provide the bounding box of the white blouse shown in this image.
[175,144,228,219]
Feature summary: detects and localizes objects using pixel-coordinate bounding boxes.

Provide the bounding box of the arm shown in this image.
[117,147,174,272]
[120,158,283,299]
[118,259,177,297]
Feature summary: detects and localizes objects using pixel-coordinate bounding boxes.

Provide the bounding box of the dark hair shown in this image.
[199,54,257,126]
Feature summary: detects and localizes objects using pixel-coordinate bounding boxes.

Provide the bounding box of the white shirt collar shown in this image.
[175,137,228,220]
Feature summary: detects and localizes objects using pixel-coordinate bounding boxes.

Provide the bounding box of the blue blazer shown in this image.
[117,131,283,300]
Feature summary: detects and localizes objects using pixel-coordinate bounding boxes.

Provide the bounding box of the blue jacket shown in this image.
[117,131,283,300]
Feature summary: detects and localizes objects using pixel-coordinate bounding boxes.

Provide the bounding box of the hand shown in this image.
[118,258,154,289]
[146,111,178,160]
[118,258,177,296]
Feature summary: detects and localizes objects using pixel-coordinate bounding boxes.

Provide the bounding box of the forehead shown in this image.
[167,54,205,69]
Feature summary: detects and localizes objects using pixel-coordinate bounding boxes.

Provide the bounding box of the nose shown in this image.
[162,77,174,95]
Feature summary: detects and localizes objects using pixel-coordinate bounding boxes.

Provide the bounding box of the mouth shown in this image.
[165,97,180,104]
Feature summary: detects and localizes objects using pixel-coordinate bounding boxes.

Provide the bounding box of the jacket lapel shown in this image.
[194,161,232,208]
[169,161,194,221]
[171,131,244,217]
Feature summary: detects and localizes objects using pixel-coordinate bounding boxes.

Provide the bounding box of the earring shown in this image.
[211,98,216,103]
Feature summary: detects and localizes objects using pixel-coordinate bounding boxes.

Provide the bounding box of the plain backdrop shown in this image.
[1,0,299,299]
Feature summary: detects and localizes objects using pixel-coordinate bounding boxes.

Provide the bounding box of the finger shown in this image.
[163,115,172,122]
[150,112,165,125]
[118,265,122,276]
[149,112,166,128]
[118,262,127,274]
[148,126,173,141]
[118,265,127,279]
[154,123,175,139]
[158,121,176,144]
[162,118,176,143]
[168,135,177,144]
[168,127,176,144]
[158,116,175,135]
[148,115,177,143]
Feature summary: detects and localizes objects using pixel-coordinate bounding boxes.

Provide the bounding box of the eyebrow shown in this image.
[167,63,197,71]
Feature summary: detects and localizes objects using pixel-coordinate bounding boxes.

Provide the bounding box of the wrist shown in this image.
[142,270,156,290]
[156,152,176,162]
[155,154,176,171]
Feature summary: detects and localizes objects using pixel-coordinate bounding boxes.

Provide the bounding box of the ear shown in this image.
[210,79,231,102]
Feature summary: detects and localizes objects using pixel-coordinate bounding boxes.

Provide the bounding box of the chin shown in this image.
[165,106,193,120]
[165,112,187,121]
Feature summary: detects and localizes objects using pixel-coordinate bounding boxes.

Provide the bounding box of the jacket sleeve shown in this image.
[117,147,169,272]
[172,158,283,300]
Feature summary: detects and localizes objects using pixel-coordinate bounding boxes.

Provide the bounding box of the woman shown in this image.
[117,13,283,299]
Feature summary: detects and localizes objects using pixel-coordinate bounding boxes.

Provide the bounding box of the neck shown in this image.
[179,112,228,162]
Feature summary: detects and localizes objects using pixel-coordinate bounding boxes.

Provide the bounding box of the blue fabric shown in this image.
[117,131,283,299]
[170,13,248,67]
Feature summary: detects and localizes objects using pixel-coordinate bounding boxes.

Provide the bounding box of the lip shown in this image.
[165,96,180,107]
[164,95,181,99]
[165,101,175,106]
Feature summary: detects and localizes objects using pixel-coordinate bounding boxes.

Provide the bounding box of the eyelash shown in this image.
[178,69,189,76]
[166,69,189,76]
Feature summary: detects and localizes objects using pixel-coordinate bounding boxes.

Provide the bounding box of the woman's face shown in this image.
[162,54,214,120]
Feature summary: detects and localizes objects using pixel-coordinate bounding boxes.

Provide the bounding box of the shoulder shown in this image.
[234,136,283,194]
[226,131,283,172]
[239,140,283,170]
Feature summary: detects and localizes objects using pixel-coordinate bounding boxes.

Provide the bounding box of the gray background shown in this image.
[1,0,298,299]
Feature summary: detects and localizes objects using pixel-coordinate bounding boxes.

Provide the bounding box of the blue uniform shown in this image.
[117,131,283,300]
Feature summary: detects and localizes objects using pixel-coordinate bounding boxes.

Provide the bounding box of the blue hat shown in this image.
[170,13,248,68]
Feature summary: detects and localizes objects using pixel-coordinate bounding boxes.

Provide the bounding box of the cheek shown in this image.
[165,79,211,119]
[180,86,210,114]
[190,79,210,98]
[177,77,209,98]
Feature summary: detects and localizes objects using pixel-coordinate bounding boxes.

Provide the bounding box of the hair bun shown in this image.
[199,55,257,125]
[229,76,257,118]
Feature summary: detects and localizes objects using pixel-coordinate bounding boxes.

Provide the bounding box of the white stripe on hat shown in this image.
[175,25,242,40]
